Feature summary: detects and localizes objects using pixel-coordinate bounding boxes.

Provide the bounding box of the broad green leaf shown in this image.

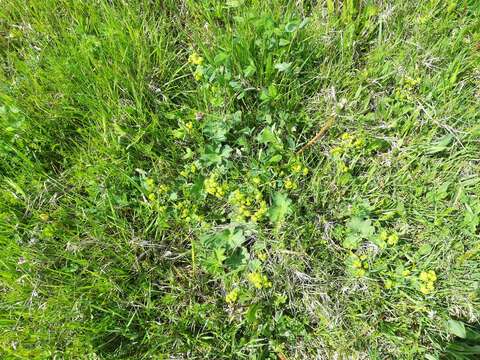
[447,319,466,338]
[343,234,361,250]
[227,230,245,249]
[285,21,299,33]
[226,0,244,7]
[274,62,292,72]
[426,134,453,154]
[347,217,375,238]
[268,193,292,224]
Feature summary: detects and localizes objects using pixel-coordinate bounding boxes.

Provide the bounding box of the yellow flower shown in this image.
[338,161,349,173]
[39,213,49,222]
[419,271,429,282]
[420,280,435,294]
[257,252,267,261]
[291,163,302,173]
[225,288,239,304]
[419,284,431,295]
[379,230,388,241]
[247,272,272,289]
[354,138,365,148]
[352,259,362,269]
[384,279,393,289]
[145,177,155,191]
[427,270,437,282]
[387,233,399,246]
[185,121,193,130]
[194,68,203,81]
[158,184,169,194]
[148,193,156,201]
[341,133,353,141]
[302,167,309,176]
[188,52,204,65]
[355,268,366,277]
[284,179,297,190]
[331,147,343,157]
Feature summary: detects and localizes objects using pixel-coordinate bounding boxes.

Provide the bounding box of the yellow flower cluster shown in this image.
[394,77,420,101]
[194,67,203,81]
[188,52,204,65]
[290,162,309,176]
[145,177,155,191]
[145,178,156,202]
[247,272,272,289]
[230,189,267,223]
[173,200,201,223]
[284,179,297,190]
[331,133,365,159]
[180,163,197,178]
[351,254,368,277]
[419,270,437,295]
[204,175,227,198]
[225,288,239,304]
[379,230,399,246]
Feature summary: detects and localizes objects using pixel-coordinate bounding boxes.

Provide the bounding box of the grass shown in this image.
[1,0,480,358]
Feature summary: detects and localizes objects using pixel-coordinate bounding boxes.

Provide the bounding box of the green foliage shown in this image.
[1,0,480,358]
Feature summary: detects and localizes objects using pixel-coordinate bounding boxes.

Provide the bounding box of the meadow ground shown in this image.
[1,1,480,359]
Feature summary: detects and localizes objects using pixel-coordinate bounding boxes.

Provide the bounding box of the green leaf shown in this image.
[227,230,245,249]
[285,21,300,33]
[426,135,453,154]
[274,62,292,72]
[347,217,375,238]
[343,234,361,250]
[268,193,292,224]
[418,244,432,255]
[268,154,282,164]
[447,319,467,338]
[200,145,232,166]
[257,127,281,149]
[226,0,244,7]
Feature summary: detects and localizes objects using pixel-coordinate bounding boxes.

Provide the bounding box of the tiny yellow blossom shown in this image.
[331,147,343,157]
[355,268,366,277]
[247,272,272,289]
[352,259,362,269]
[225,288,239,304]
[291,163,302,173]
[188,52,204,65]
[419,284,431,295]
[39,213,49,222]
[148,193,156,201]
[338,161,349,173]
[419,271,429,282]
[384,279,393,289]
[194,68,203,81]
[145,178,154,190]
[284,179,297,190]
[379,230,388,241]
[387,233,399,246]
[257,252,267,262]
